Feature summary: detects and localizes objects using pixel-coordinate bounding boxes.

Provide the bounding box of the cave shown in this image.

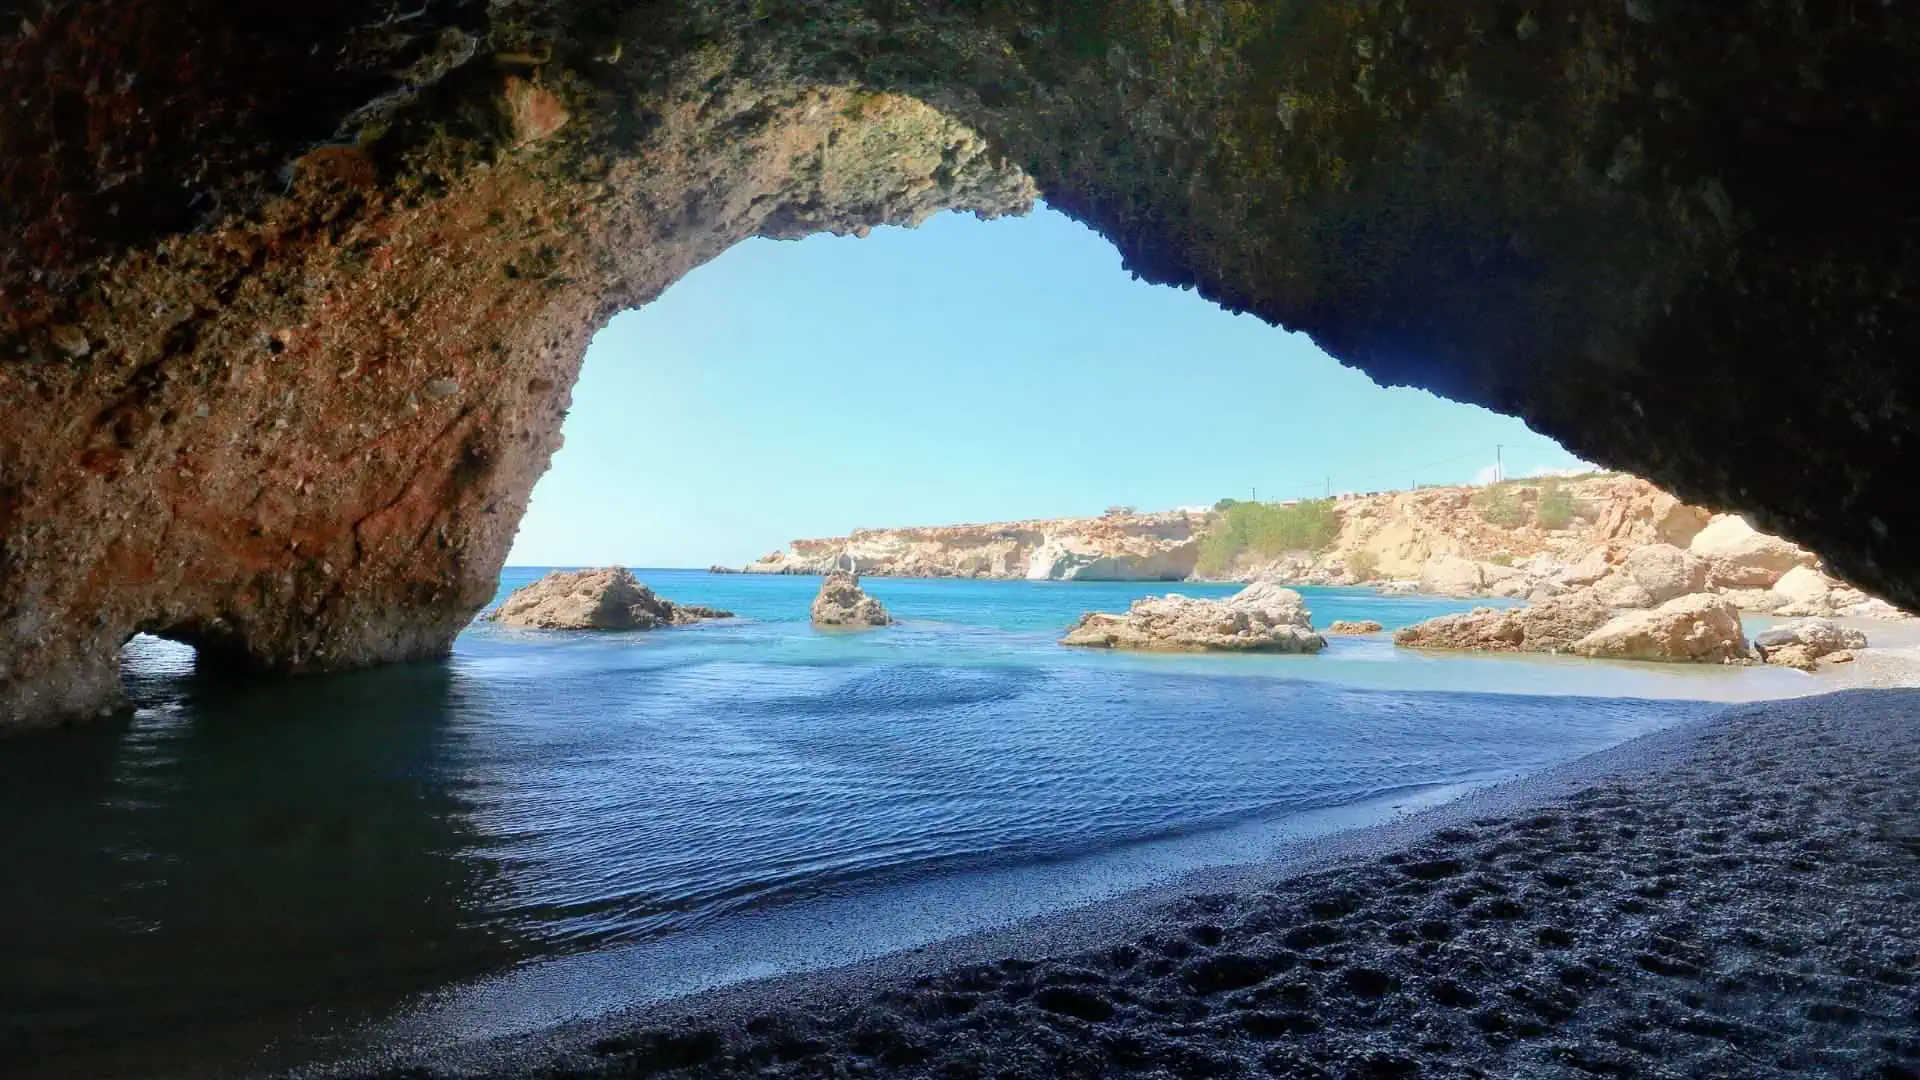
[2,1,1916,727]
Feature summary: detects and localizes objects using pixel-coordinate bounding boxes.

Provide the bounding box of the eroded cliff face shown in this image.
[0,12,1033,723]
[1210,474,1712,585]
[745,511,1205,581]
[4,2,1917,726]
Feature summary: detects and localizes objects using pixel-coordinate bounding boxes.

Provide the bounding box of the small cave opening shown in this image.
[118,616,258,704]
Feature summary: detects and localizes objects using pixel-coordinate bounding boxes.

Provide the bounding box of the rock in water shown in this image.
[489,568,732,630]
[1571,594,1749,664]
[811,571,895,627]
[1394,591,1613,654]
[1060,581,1327,653]
[1752,618,1869,671]
[1326,619,1385,635]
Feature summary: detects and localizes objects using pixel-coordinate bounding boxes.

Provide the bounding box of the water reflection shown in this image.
[0,641,512,1080]
[0,577,1791,1080]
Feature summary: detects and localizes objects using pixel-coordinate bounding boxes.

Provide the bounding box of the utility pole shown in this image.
[1325,475,1331,498]
[1495,444,1504,483]
[1251,486,1257,503]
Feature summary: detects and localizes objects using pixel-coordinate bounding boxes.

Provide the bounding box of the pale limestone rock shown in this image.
[1025,535,1200,581]
[1555,546,1615,588]
[1839,597,1910,621]
[1752,617,1868,670]
[1721,587,1784,612]
[1419,554,1517,597]
[1589,570,1657,610]
[1061,581,1326,653]
[1327,619,1384,635]
[1571,594,1749,664]
[1646,493,1715,548]
[1393,590,1612,654]
[1618,543,1710,604]
[810,570,895,627]
[1769,565,1841,617]
[1689,514,1816,588]
[488,567,731,630]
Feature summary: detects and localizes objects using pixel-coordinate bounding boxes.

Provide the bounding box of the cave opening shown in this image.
[505,203,1589,573]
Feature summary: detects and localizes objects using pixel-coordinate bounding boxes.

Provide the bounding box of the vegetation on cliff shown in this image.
[1196,499,1341,576]
[1472,478,1582,531]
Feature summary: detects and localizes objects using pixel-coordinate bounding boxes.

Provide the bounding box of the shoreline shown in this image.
[318,687,1920,1079]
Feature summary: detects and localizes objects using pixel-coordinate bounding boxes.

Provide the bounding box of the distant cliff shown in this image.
[742,510,1206,581]
[730,476,1906,619]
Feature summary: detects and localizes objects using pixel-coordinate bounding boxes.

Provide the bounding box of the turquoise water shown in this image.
[0,571,1819,1078]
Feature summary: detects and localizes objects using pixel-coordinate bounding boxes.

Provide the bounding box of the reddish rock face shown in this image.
[0,73,1033,725]
[3,2,1918,726]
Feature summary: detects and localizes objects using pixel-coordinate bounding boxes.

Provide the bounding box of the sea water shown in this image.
[0,570,1820,1078]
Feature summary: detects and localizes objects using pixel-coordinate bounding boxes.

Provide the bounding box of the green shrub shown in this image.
[1485,552,1515,567]
[1196,499,1342,575]
[1344,549,1380,581]
[1474,484,1528,527]
[1536,481,1576,530]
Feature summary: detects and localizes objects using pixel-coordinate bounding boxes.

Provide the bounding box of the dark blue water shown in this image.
[0,571,1815,1079]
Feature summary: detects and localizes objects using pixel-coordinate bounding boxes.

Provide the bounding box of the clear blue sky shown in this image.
[507,205,1589,568]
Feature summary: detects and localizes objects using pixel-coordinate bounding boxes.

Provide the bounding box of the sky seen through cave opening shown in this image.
[508,204,1589,569]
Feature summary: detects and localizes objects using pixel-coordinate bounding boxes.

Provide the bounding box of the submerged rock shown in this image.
[810,570,895,627]
[1753,618,1868,671]
[1326,619,1385,635]
[489,568,732,630]
[1571,594,1749,664]
[1393,590,1613,654]
[1060,581,1326,653]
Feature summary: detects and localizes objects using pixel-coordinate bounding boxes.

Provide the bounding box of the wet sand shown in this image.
[323,685,1920,1080]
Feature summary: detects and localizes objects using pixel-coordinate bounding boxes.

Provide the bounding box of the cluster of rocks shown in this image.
[809,571,895,628]
[489,567,901,633]
[488,568,732,630]
[493,565,1870,673]
[1390,514,1902,622]
[1394,588,1868,670]
[1061,582,1327,653]
[1752,618,1867,671]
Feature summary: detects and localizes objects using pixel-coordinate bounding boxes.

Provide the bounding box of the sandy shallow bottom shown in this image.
[320,687,1920,1080]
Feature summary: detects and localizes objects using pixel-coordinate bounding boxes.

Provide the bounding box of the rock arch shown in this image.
[2,2,1915,726]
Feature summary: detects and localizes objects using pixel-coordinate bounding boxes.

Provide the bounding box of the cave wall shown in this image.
[2,1,1916,726]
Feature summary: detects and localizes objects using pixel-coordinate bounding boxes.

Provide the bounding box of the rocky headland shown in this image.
[1206,474,1908,622]
[737,476,1908,625]
[488,568,731,631]
[1061,582,1327,654]
[742,509,1206,581]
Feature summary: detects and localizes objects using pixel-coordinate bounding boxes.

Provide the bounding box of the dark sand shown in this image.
[329,689,1920,1080]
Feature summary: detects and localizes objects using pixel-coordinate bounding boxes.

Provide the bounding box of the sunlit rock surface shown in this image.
[1754,618,1869,672]
[4,2,1919,724]
[810,571,894,628]
[1571,594,1750,665]
[487,568,729,631]
[745,511,1204,581]
[1062,582,1326,654]
[1394,591,1614,656]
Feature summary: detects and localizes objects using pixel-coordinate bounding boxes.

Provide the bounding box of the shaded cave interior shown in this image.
[5,1,1919,726]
